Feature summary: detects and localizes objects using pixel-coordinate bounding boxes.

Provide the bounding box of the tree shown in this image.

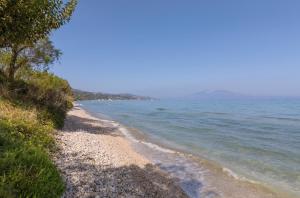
[0,0,77,80]
[0,0,77,48]
[0,38,61,79]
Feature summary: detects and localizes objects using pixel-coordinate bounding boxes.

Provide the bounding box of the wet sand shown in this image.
[54,106,187,198]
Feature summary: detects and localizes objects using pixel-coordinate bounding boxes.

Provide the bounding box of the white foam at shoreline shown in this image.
[222,167,240,180]
[118,125,207,197]
[116,119,259,187]
[118,127,139,142]
[222,167,260,184]
[118,127,175,153]
[140,141,176,153]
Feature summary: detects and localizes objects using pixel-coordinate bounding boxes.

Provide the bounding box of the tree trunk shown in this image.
[7,47,18,81]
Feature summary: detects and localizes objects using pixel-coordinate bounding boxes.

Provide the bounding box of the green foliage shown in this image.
[2,70,73,106]
[0,0,77,48]
[0,100,65,198]
[25,71,73,110]
[0,37,62,80]
[1,70,73,128]
[0,71,73,197]
[0,1,76,197]
[28,38,62,71]
[0,0,77,80]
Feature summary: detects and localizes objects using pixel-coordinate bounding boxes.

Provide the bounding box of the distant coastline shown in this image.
[72,88,153,101]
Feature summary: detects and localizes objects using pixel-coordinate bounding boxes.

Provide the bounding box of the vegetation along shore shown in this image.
[1,1,298,198]
[0,1,182,197]
[0,1,76,197]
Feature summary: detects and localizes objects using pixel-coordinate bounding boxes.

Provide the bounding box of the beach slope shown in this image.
[54,106,187,198]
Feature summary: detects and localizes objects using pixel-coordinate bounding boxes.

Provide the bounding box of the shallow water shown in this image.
[79,99,300,197]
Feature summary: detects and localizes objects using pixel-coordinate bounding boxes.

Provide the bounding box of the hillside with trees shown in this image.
[73,89,152,101]
[0,1,77,197]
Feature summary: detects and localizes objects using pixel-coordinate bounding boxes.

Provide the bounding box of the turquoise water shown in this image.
[79,99,300,196]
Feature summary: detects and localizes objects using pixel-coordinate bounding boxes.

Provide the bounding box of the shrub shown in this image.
[0,70,73,197]
[1,70,73,128]
[0,100,65,198]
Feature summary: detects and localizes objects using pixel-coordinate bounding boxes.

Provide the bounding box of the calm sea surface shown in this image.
[79,99,300,197]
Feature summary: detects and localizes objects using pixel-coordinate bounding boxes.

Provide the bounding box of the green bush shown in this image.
[0,71,73,197]
[0,100,65,198]
[25,71,73,111]
[1,70,73,128]
[3,71,73,110]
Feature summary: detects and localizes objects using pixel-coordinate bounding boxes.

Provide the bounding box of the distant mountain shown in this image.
[72,89,152,101]
[186,90,248,100]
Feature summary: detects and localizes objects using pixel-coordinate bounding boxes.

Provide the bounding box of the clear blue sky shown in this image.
[51,0,300,98]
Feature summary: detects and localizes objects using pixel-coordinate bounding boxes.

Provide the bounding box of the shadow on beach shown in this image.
[56,107,221,198]
[60,160,190,198]
[58,150,220,198]
[62,113,120,136]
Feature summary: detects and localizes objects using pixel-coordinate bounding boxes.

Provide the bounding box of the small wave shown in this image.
[222,167,260,184]
[202,111,229,115]
[119,127,176,153]
[156,107,167,111]
[119,127,138,142]
[222,167,240,180]
[262,116,300,122]
[118,113,130,118]
[140,141,175,153]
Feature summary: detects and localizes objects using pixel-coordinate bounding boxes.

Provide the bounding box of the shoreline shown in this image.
[124,126,289,198]
[127,129,294,198]
[78,100,299,198]
[54,105,187,197]
[55,104,295,198]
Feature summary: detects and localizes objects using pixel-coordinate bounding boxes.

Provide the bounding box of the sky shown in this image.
[51,0,300,98]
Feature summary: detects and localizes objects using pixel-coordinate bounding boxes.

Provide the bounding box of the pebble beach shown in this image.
[54,105,187,198]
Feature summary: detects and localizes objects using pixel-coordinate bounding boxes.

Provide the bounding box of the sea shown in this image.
[78,99,300,198]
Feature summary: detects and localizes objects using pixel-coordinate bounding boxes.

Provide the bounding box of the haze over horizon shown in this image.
[51,1,300,98]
